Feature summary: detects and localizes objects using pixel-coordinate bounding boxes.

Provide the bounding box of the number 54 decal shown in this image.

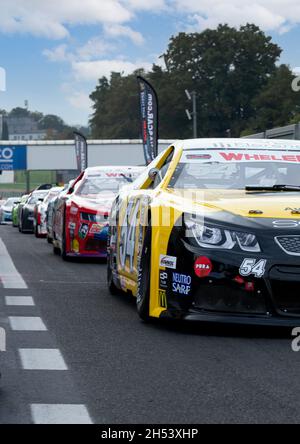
[239,259,267,278]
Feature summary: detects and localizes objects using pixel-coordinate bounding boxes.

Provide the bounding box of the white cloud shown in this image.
[173,0,300,34]
[43,38,114,64]
[43,44,72,62]
[72,59,152,82]
[103,24,144,45]
[0,0,132,39]
[1,0,300,41]
[121,0,167,12]
[76,37,113,61]
[67,91,92,112]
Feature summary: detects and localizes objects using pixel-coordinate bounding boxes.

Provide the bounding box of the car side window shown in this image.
[151,150,175,189]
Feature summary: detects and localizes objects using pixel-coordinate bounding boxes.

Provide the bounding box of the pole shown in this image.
[26,170,30,193]
[192,91,197,138]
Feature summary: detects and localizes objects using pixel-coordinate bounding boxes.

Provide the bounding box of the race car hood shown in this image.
[164,188,300,220]
[70,193,115,213]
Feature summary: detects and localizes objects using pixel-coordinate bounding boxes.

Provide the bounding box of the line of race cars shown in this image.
[3,137,300,327]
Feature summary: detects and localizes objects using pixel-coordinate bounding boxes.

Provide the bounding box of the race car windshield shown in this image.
[28,195,45,205]
[75,176,132,196]
[168,150,300,190]
[43,191,60,204]
[4,198,19,208]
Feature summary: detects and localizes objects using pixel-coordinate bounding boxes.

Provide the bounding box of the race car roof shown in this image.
[85,166,144,176]
[178,138,300,151]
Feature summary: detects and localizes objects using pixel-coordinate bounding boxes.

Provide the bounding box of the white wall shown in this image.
[0,171,14,183]
[0,140,173,170]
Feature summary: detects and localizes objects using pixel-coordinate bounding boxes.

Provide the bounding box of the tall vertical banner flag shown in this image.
[137,76,159,165]
[74,132,88,172]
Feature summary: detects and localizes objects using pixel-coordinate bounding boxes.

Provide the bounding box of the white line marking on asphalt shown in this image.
[19,349,68,370]
[31,404,93,424]
[5,296,35,306]
[0,238,27,288]
[9,316,47,331]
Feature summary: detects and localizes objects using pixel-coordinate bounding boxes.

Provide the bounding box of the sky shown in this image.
[0,0,300,127]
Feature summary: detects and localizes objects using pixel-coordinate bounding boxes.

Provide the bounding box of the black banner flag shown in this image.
[74,131,88,172]
[137,76,159,165]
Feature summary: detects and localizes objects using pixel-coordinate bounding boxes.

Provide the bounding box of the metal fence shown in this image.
[0,190,23,199]
[244,123,300,140]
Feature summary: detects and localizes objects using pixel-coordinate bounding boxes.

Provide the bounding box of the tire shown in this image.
[53,244,60,255]
[47,235,52,244]
[107,226,120,295]
[20,215,25,233]
[136,225,152,321]
[61,213,68,261]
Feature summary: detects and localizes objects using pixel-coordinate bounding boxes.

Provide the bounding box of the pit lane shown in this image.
[0,224,300,423]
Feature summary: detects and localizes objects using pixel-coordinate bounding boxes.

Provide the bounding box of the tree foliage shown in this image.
[1,108,90,140]
[90,24,299,139]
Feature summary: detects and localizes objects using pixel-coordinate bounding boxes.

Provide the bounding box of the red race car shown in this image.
[52,166,144,259]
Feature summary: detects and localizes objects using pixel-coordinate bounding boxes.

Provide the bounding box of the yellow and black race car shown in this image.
[107,138,300,326]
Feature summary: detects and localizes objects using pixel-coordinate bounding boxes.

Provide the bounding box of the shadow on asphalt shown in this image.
[64,256,107,265]
[111,291,293,340]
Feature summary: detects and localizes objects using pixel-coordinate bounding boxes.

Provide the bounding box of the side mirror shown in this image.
[148,168,162,182]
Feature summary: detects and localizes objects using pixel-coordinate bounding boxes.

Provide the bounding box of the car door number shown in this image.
[119,200,140,271]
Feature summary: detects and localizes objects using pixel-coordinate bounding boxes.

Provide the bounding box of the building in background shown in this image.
[6,117,48,141]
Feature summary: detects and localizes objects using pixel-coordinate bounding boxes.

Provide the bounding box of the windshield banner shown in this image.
[182,150,300,163]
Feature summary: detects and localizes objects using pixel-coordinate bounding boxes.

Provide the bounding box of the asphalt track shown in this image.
[0,224,300,424]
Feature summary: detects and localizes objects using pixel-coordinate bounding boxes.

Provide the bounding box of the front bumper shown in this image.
[67,221,109,258]
[161,230,300,326]
[22,215,34,231]
[0,212,12,223]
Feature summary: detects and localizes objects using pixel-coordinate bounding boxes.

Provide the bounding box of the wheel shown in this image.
[136,225,152,321]
[20,215,25,233]
[107,226,120,295]
[61,213,68,261]
[53,244,60,255]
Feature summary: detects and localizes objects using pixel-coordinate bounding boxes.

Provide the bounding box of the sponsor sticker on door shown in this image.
[159,255,177,269]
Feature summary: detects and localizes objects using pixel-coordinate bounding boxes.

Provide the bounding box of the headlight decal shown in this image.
[185,216,261,253]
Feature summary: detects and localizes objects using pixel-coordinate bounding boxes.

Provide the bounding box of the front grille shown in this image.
[271,280,300,315]
[85,238,106,252]
[193,282,267,314]
[275,236,300,256]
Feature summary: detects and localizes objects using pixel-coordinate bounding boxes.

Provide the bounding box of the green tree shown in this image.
[245,65,300,131]
[89,24,287,139]
[2,120,9,140]
[9,107,31,118]
[90,72,141,138]
[39,114,65,132]
[164,24,281,137]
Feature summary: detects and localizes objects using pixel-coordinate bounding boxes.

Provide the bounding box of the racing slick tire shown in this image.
[136,225,151,322]
[61,214,69,261]
[53,244,60,255]
[20,215,25,233]
[107,227,120,295]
